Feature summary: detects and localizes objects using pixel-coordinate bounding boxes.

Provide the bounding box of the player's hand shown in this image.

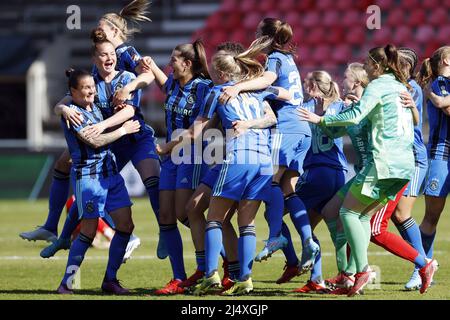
[443,106,450,116]
[122,120,141,134]
[219,86,240,104]
[114,103,128,113]
[232,120,250,137]
[400,91,416,109]
[140,56,154,72]
[62,106,83,128]
[113,88,131,106]
[344,94,360,105]
[298,108,322,124]
[83,122,107,139]
[156,143,169,155]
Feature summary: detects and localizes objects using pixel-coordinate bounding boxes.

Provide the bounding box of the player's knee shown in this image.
[117,221,134,234]
[423,213,440,228]
[55,155,71,173]
[185,199,197,215]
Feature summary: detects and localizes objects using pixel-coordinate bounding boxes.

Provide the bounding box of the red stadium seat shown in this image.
[376,0,395,10]
[303,27,326,46]
[301,11,321,28]
[205,12,222,30]
[243,12,262,31]
[323,11,340,28]
[285,12,301,30]
[259,0,277,13]
[291,27,305,46]
[325,27,345,45]
[332,44,352,64]
[279,0,297,13]
[421,0,439,9]
[210,31,228,47]
[297,0,314,11]
[336,0,355,10]
[221,0,239,11]
[311,45,332,64]
[400,0,420,10]
[427,8,447,27]
[341,10,364,28]
[386,8,405,27]
[241,0,257,12]
[346,28,366,45]
[436,25,450,45]
[230,30,249,46]
[316,0,335,11]
[371,27,392,46]
[415,25,435,44]
[393,26,413,45]
[357,0,376,10]
[222,12,243,30]
[407,10,426,27]
[297,46,311,63]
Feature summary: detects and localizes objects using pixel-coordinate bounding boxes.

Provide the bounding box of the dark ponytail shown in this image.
[192,39,210,79]
[175,39,211,79]
[258,17,296,55]
[417,58,433,88]
[369,44,409,88]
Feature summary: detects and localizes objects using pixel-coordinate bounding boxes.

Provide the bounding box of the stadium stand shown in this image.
[0,0,449,147]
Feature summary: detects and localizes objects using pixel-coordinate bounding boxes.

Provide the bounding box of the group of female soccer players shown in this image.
[20,0,448,297]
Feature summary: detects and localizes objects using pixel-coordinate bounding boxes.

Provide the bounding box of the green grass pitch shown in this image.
[0,198,448,300]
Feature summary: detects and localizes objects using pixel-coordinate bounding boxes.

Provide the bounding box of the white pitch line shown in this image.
[0,250,443,261]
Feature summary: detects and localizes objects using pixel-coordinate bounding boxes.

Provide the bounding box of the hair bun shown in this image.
[90,28,108,43]
[65,68,75,78]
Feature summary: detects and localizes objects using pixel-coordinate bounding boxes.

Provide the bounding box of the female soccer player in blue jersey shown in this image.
[390,48,429,291]
[278,71,348,293]
[56,69,140,295]
[416,46,450,278]
[219,18,319,272]
[124,39,214,295]
[19,1,159,257]
[39,31,160,260]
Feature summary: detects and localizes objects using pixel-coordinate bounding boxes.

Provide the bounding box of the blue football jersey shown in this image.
[265,51,311,136]
[428,76,450,161]
[303,98,348,171]
[93,70,153,138]
[163,74,213,142]
[409,79,427,166]
[62,102,118,180]
[92,43,142,76]
[202,82,279,155]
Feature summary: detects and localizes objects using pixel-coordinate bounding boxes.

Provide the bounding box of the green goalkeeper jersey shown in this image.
[321,73,414,181]
[322,117,373,173]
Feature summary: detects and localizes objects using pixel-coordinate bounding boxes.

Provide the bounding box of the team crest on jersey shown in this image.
[429,178,439,191]
[187,94,196,104]
[132,54,140,62]
[85,201,95,213]
[115,82,124,91]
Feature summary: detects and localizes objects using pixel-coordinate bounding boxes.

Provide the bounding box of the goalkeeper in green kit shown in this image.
[300,44,438,297]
